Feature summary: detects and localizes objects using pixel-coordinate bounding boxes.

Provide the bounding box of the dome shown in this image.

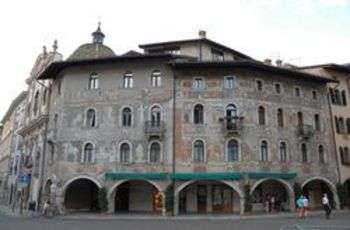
[67,43,116,60]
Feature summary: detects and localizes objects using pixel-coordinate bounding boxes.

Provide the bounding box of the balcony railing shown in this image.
[220,116,244,136]
[297,124,314,140]
[144,121,165,139]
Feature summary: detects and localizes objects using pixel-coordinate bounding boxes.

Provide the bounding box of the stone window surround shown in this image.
[81,141,95,164]
[225,138,241,162]
[192,138,206,163]
[84,107,97,128]
[118,140,133,164]
[148,140,163,164]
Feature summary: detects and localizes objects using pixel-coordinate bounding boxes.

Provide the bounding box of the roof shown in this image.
[38,53,193,80]
[171,61,337,83]
[1,91,28,125]
[139,38,253,60]
[121,50,143,57]
[67,43,116,60]
[298,63,350,73]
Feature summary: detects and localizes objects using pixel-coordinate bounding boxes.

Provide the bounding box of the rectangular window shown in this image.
[224,76,235,89]
[212,49,224,61]
[193,77,204,89]
[256,80,263,91]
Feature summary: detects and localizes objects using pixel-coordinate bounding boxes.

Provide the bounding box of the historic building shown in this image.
[13,25,343,215]
[0,91,27,206]
[299,64,350,208]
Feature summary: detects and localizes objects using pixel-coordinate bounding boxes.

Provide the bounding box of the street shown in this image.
[1,212,350,230]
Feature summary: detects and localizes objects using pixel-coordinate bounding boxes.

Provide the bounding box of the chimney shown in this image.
[276,59,283,67]
[198,30,207,39]
[264,58,272,65]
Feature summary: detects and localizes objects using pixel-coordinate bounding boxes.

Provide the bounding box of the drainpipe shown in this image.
[171,68,177,216]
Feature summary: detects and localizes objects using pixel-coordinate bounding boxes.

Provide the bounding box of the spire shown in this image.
[92,21,105,44]
[52,39,58,52]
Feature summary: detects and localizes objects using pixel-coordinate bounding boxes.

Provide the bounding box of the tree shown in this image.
[97,187,108,213]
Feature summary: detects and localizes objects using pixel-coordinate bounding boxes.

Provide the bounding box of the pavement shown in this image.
[0,209,350,230]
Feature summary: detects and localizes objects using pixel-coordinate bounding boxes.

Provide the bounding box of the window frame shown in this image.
[193,139,205,163]
[88,73,99,90]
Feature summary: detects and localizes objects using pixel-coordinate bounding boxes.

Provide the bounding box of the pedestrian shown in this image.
[271,196,276,212]
[322,193,332,219]
[296,196,304,218]
[42,200,50,217]
[302,196,309,218]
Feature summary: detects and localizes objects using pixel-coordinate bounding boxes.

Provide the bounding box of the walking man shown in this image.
[322,193,332,219]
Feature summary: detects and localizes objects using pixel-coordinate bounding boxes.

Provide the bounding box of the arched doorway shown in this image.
[177,181,242,214]
[64,178,99,212]
[113,180,162,214]
[250,179,293,213]
[302,178,336,210]
[343,179,350,209]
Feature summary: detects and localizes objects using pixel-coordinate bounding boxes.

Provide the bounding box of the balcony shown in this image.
[220,116,244,136]
[297,124,314,140]
[144,121,165,139]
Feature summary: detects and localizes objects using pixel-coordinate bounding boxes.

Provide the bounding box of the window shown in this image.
[314,114,320,131]
[33,91,39,116]
[194,104,204,124]
[151,70,161,87]
[120,143,130,163]
[297,112,303,127]
[340,147,350,165]
[123,72,134,88]
[150,142,161,163]
[212,49,224,61]
[335,116,340,134]
[339,117,345,133]
[227,139,239,162]
[151,106,161,126]
[226,104,237,118]
[319,145,325,164]
[329,88,335,104]
[277,108,284,127]
[280,142,287,162]
[83,143,93,163]
[258,106,265,125]
[260,141,268,162]
[295,87,301,97]
[122,108,132,127]
[256,80,263,91]
[86,109,96,128]
[275,83,281,94]
[224,76,235,89]
[48,141,55,165]
[347,118,350,134]
[193,140,204,163]
[335,90,341,105]
[312,91,317,100]
[88,73,99,89]
[193,77,204,89]
[342,90,347,106]
[301,143,308,163]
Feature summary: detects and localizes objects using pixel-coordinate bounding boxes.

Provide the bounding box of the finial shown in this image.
[43,46,47,55]
[52,40,58,52]
[92,20,105,44]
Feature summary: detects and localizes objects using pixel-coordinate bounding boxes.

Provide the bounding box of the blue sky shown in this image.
[0,0,349,118]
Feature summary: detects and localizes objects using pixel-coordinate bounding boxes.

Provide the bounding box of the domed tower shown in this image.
[68,23,116,60]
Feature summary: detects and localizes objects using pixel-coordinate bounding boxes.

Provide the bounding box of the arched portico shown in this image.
[174,180,244,215]
[108,180,164,215]
[302,177,339,210]
[250,178,295,212]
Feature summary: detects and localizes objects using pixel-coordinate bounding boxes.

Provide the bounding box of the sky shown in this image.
[0,0,349,119]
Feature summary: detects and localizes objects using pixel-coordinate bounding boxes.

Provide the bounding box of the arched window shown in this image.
[301,143,308,163]
[280,142,287,162]
[226,104,237,128]
[227,139,239,162]
[260,141,268,162]
[150,142,161,163]
[297,112,303,127]
[314,114,320,131]
[120,143,131,163]
[123,72,133,88]
[83,143,93,163]
[258,106,265,125]
[86,109,96,127]
[335,90,341,105]
[151,70,161,87]
[319,145,325,164]
[275,83,281,94]
[329,88,335,104]
[88,73,99,89]
[342,90,347,106]
[339,117,345,133]
[335,116,340,133]
[277,108,284,127]
[346,118,350,134]
[256,80,263,91]
[194,104,204,124]
[193,140,204,162]
[122,108,132,127]
[33,91,39,116]
[151,106,161,126]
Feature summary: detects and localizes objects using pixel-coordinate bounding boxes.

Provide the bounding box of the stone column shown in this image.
[206,184,212,213]
[173,192,179,216]
[240,197,245,215]
[161,192,166,216]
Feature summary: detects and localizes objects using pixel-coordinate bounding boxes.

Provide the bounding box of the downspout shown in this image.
[171,66,177,216]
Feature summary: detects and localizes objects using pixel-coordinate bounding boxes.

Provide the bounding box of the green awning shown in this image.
[105,172,168,181]
[171,172,243,181]
[247,172,297,180]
